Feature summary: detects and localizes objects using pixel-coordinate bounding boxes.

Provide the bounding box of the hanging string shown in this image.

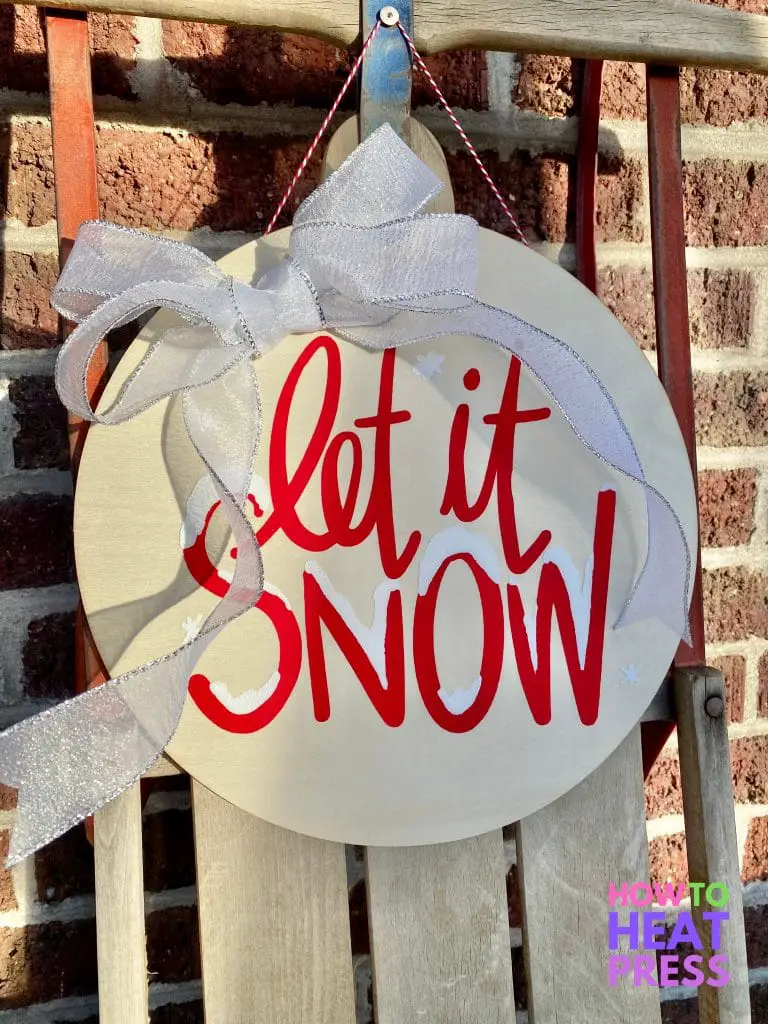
[395,20,528,245]
[264,19,382,235]
[265,11,528,245]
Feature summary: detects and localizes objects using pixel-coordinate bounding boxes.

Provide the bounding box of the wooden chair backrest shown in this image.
[23,3,758,1022]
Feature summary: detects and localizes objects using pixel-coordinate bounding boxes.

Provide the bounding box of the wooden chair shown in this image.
[6,1,759,1021]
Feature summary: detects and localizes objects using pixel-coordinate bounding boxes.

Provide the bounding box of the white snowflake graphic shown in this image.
[620,664,640,685]
[413,352,444,380]
[181,614,204,644]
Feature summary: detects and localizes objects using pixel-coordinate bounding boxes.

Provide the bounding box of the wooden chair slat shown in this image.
[367,832,515,1024]
[517,728,662,1024]
[93,785,149,1024]
[674,668,751,1023]
[15,0,768,71]
[192,782,355,1024]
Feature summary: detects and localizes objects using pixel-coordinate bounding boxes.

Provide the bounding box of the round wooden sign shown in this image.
[74,227,697,845]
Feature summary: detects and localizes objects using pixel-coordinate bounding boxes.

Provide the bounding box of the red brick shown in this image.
[695,371,768,447]
[349,877,368,955]
[746,902,768,968]
[146,905,200,984]
[514,54,578,117]
[709,653,746,723]
[0,786,17,811]
[513,58,646,121]
[9,377,69,471]
[752,986,768,1021]
[0,495,73,589]
[5,122,55,227]
[0,833,16,912]
[646,752,683,818]
[599,266,655,348]
[0,6,47,93]
[704,568,768,643]
[507,863,521,928]
[447,149,644,242]
[414,50,487,110]
[688,269,754,348]
[731,735,768,803]
[742,814,768,882]
[649,833,688,888]
[162,22,356,109]
[681,67,768,126]
[95,128,322,233]
[0,8,136,97]
[698,469,756,547]
[164,22,485,110]
[34,826,94,903]
[601,62,646,121]
[685,161,768,246]
[142,772,192,799]
[700,0,768,14]
[143,808,195,893]
[598,266,753,351]
[87,13,138,100]
[595,155,645,243]
[0,918,96,1006]
[511,946,526,1010]
[151,1004,204,1024]
[22,612,76,700]
[758,651,768,717]
[661,997,698,1024]
[1,251,59,350]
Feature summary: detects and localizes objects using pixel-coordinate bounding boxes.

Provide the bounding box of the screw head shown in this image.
[705,695,725,718]
[379,6,400,26]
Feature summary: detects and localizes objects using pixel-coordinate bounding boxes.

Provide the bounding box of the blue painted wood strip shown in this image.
[360,0,413,141]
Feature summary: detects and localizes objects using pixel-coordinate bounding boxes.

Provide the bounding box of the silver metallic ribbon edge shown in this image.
[0,124,693,866]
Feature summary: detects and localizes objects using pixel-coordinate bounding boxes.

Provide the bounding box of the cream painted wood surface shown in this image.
[367,832,515,1023]
[674,668,751,1024]
[11,0,768,71]
[192,781,355,1024]
[517,728,662,1024]
[93,784,149,1024]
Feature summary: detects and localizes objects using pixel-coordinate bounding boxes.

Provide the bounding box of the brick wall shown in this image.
[0,5,767,1022]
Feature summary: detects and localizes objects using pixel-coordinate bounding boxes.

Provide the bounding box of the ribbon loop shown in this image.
[0,123,693,866]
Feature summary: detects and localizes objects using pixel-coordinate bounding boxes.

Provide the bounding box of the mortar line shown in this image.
[8,215,768,276]
[485,52,515,118]
[744,644,762,722]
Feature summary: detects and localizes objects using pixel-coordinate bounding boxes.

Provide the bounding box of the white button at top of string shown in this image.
[265,8,529,246]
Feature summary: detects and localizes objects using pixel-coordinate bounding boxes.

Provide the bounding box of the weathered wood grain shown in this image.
[93,784,149,1024]
[674,667,751,1024]
[10,0,768,71]
[517,728,662,1024]
[193,782,355,1024]
[367,833,515,1023]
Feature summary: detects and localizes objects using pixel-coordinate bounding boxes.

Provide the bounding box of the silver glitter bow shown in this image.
[0,125,692,865]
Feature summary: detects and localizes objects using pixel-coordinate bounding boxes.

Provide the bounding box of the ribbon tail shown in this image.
[0,359,264,867]
[615,487,692,645]
[0,634,212,867]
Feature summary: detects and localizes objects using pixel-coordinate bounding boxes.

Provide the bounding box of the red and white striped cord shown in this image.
[395,20,528,245]
[264,19,382,235]
[264,10,528,245]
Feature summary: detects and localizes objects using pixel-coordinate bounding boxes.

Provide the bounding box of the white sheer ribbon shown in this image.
[0,124,692,865]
